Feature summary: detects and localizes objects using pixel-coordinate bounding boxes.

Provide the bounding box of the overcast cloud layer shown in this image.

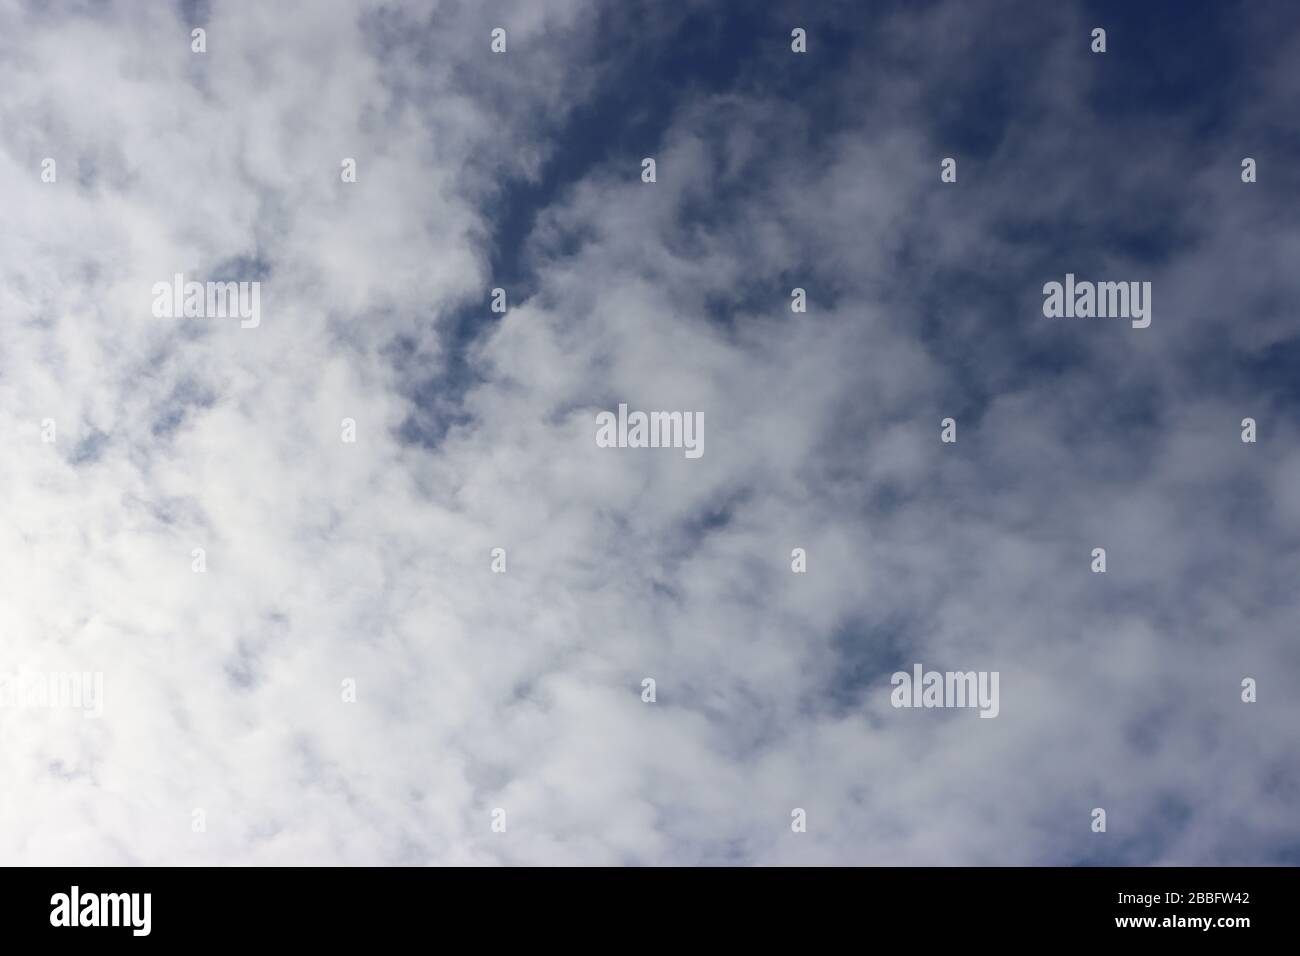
[1,0,1298,865]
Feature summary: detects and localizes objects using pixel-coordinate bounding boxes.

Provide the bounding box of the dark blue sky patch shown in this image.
[151,378,217,441]
[177,0,210,27]
[68,428,110,466]
[386,330,478,450]
[208,252,271,284]
[816,615,916,718]
[1238,336,1300,415]
[1083,0,1248,130]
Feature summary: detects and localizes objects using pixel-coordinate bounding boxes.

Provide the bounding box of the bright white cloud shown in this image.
[1,0,1297,866]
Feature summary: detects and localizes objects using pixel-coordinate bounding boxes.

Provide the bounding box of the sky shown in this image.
[0,0,1298,866]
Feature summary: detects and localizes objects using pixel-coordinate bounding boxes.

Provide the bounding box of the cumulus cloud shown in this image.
[1,0,1297,865]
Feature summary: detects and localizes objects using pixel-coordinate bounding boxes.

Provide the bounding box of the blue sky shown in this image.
[0,0,1297,865]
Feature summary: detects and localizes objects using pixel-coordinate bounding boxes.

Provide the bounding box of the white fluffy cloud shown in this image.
[1,0,1297,865]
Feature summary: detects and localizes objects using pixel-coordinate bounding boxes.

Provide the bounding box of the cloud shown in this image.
[0,0,1297,865]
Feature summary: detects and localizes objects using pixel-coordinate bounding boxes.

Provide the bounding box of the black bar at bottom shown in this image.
[0,866,1287,943]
